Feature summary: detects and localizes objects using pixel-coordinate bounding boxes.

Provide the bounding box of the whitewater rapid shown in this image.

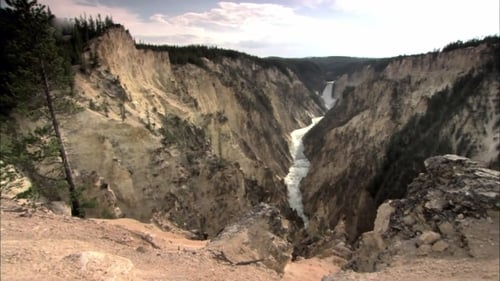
[284,117,323,226]
[285,81,335,227]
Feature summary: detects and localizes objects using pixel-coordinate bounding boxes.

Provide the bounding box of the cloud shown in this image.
[135,34,207,45]
[295,0,336,8]
[40,0,317,55]
[237,40,273,49]
[139,2,326,56]
[331,0,499,53]
[72,0,99,7]
[161,2,306,34]
[39,0,499,58]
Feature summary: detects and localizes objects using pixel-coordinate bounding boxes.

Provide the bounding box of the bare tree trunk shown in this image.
[40,61,81,217]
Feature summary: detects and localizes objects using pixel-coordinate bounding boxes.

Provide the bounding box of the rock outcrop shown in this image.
[301,41,500,247]
[208,203,293,273]
[344,155,499,272]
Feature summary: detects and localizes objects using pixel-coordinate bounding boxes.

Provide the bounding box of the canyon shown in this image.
[301,41,500,250]
[57,27,324,238]
[1,25,499,280]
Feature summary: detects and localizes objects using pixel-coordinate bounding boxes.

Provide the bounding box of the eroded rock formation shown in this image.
[301,41,500,247]
[343,154,499,273]
[59,27,324,237]
[208,203,293,273]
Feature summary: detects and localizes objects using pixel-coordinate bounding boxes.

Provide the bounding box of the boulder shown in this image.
[402,215,416,226]
[417,244,432,256]
[348,231,387,272]
[63,251,135,281]
[207,203,293,273]
[418,231,441,245]
[373,201,395,233]
[437,221,455,237]
[431,240,449,252]
[49,201,72,216]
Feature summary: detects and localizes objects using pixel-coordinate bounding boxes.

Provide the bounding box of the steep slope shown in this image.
[300,40,500,247]
[60,27,324,237]
[326,154,499,280]
[348,154,499,272]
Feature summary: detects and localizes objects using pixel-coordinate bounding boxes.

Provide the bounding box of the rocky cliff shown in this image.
[329,154,499,279]
[57,27,323,237]
[301,41,500,247]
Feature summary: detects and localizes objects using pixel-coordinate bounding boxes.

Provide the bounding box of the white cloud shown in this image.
[330,0,499,55]
[295,0,336,8]
[39,0,499,57]
[137,2,328,56]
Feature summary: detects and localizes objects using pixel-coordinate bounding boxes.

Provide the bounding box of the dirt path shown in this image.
[0,199,340,281]
[2,198,496,281]
[282,257,340,281]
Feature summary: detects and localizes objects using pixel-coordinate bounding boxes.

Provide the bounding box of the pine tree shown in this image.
[1,0,81,216]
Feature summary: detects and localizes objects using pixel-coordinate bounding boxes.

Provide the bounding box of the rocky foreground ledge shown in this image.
[325,154,499,280]
[1,154,498,281]
[0,198,335,280]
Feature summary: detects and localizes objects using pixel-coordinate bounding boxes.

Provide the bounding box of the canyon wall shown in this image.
[61,27,323,237]
[301,42,500,246]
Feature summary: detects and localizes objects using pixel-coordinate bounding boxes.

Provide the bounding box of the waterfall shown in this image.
[321,81,336,109]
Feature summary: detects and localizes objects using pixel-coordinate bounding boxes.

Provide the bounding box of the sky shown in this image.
[33,0,500,58]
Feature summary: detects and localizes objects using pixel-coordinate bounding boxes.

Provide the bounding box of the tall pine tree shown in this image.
[1,0,81,216]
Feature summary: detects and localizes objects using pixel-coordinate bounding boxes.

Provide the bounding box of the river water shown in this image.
[284,81,335,226]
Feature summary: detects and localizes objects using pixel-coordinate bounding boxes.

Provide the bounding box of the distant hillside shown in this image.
[264,56,389,93]
[269,35,499,94]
